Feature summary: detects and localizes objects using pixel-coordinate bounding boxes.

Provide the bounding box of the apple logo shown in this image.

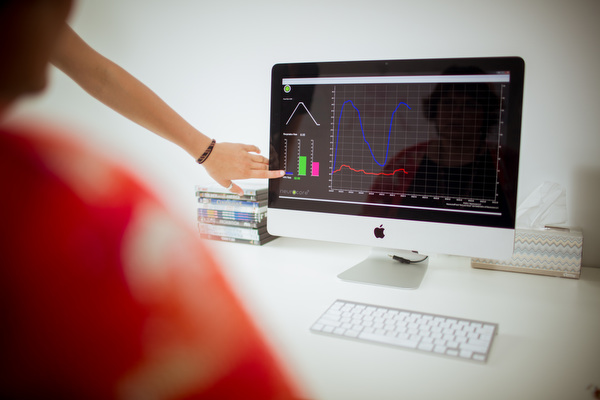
[374,224,385,239]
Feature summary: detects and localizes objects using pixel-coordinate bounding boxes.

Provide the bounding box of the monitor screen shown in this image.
[268,57,524,288]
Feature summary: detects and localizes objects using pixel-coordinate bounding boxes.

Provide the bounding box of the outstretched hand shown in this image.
[201,142,284,195]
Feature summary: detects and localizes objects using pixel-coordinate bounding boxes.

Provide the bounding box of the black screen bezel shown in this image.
[268,57,524,229]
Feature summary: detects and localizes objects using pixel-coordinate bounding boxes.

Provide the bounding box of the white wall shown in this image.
[11,0,600,267]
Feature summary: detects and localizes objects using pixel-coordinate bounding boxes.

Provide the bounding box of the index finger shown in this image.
[250,169,285,179]
[241,144,261,154]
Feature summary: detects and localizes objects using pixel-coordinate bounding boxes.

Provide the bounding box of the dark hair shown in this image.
[423,66,501,136]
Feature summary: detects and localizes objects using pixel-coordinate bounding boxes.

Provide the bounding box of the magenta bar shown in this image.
[312,162,320,177]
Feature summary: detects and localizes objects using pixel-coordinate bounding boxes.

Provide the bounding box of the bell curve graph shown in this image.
[330,84,416,194]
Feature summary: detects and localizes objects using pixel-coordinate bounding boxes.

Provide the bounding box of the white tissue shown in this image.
[516,182,567,229]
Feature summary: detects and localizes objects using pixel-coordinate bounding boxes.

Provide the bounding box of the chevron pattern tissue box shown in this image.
[471,227,583,279]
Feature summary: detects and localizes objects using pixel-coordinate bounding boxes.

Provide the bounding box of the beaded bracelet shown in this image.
[196,139,216,164]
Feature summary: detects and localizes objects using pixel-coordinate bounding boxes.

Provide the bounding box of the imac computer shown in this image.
[268,57,524,289]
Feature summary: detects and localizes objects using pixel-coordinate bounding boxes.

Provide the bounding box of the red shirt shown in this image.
[0,124,297,399]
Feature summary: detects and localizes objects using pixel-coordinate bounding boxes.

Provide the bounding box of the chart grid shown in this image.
[330,82,503,201]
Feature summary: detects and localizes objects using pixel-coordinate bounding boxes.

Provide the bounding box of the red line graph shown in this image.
[333,164,408,176]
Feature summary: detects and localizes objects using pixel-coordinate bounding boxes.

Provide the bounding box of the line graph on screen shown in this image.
[333,164,408,176]
[330,96,412,192]
[333,100,411,170]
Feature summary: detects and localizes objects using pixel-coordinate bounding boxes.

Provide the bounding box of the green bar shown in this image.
[298,156,307,176]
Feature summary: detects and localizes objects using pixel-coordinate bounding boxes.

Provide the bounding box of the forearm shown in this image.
[88,61,210,158]
[50,25,210,159]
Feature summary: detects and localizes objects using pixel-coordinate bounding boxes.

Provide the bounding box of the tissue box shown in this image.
[471,227,583,279]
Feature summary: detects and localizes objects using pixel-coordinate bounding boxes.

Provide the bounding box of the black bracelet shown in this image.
[196,139,216,164]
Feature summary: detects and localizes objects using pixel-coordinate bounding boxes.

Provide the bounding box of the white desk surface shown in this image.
[208,237,600,400]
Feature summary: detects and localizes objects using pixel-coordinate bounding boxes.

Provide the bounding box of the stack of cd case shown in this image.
[195,183,276,245]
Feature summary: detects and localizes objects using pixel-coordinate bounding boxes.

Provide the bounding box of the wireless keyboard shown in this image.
[310,300,498,362]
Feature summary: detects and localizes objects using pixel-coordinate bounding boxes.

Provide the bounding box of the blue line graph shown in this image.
[333,100,412,173]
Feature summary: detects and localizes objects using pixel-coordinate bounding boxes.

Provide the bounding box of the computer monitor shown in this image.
[268,57,524,289]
